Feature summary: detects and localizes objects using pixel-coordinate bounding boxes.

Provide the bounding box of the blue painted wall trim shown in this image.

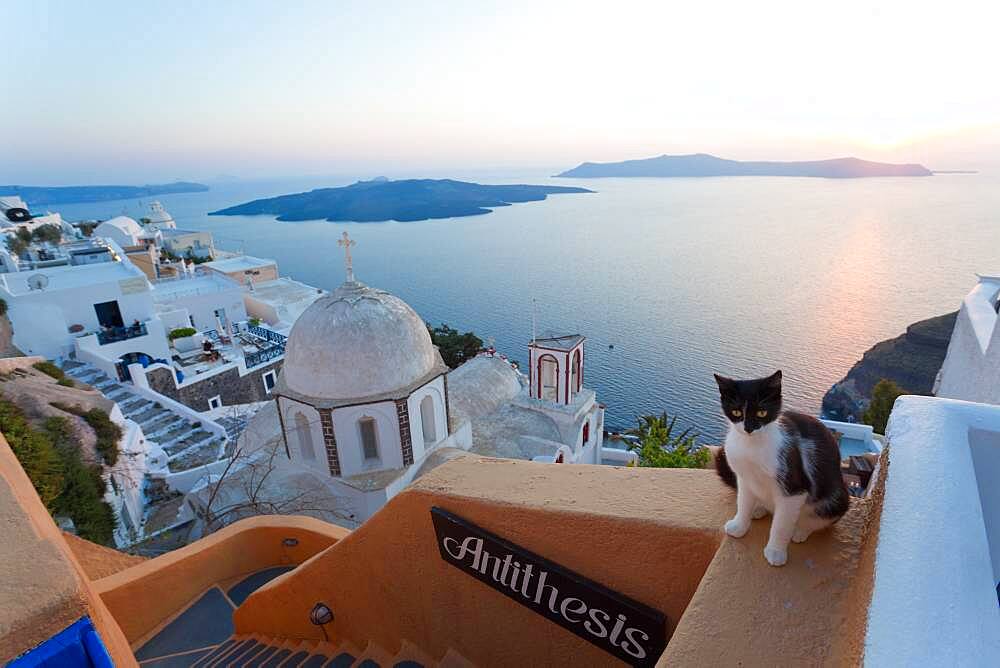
[7,617,113,668]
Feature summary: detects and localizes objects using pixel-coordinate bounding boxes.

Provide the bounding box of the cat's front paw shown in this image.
[763,545,787,567]
[792,527,812,544]
[724,518,750,538]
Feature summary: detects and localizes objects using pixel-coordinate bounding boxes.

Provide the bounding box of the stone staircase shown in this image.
[189,634,469,668]
[61,360,227,473]
[131,567,477,668]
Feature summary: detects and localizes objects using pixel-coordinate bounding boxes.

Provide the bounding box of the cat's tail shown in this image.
[714,446,738,489]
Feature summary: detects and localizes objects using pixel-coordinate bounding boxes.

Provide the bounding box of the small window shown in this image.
[294,411,316,461]
[420,394,437,445]
[359,417,379,460]
[582,421,590,445]
[207,395,222,410]
[263,370,277,393]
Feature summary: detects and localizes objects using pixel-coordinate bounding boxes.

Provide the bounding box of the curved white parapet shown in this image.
[966,277,1000,356]
[865,396,1000,666]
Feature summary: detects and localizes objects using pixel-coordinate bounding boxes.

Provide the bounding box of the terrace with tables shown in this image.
[170,325,287,381]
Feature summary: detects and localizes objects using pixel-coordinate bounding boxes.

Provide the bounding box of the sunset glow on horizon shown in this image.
[5,0,999,183]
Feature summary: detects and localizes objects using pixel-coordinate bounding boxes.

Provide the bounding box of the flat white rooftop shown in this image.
[0,259,144,295]
[203,255,275,273]
[246,277,323,304]
[151,273,242,302]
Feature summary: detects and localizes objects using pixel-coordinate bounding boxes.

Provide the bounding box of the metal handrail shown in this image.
[97,323,148,345]
[247,324,287,344]
[244,344,284,369]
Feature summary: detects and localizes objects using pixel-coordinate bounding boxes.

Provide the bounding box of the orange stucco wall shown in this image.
[0,434,136,666]
[660,450,888,667]
[96,515,348,646]
[233,458,733,666]
[62,531,146,581]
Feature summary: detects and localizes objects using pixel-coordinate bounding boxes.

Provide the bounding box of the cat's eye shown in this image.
[731,409,743,418]
[756,409,768,418]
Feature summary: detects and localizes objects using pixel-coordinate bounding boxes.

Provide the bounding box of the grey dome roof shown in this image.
[447,356,522,419]
[281,281,444,401]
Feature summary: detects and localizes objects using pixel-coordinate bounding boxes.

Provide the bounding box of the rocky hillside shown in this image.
[822,312,957,422]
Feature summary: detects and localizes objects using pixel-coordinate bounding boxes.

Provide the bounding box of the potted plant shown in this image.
[168,327,201,353]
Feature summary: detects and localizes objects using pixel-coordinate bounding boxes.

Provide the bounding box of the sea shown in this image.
[49,170,1000,442]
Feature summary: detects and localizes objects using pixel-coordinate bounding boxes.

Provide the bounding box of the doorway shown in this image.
[94,300,124,328]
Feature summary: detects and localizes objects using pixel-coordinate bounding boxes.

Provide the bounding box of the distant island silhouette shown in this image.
[209,178,594,222]
[0,181,209,205]
[556,153,933,178]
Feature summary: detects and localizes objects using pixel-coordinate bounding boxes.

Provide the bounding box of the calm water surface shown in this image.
[52,172,999,441]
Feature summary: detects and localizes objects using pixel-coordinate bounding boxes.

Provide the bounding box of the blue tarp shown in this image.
[7,617,113,668]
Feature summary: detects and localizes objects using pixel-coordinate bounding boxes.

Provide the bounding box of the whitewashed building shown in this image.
[935,273,1000,405]
[0,241,171,364]
[142,200,176,232]
[197,235,611,527]
[242,277,326,331]
[93,216,152,249]
[260,269,472,523]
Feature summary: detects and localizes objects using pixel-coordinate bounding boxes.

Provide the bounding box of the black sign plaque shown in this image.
[431,507,668,667]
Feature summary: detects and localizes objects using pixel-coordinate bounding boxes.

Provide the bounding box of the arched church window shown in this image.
[538,354,559,402]
[294,411,316,460]
[420,394,437,445]
[359,416,380,460]
[582,421,590,446]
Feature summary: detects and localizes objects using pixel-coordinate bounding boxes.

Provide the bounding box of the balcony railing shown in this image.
[97,323,148,345]
[247,324,287,344]
[245,344,284,369]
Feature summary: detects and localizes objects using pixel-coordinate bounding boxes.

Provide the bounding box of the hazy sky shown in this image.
[6,1,999,183]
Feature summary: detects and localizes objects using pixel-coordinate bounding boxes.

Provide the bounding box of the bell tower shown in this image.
[528,334,585,406]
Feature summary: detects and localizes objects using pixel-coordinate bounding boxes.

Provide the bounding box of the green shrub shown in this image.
[0,398,116,544]
[6,234,28,256]
[428,323,483,369]
[0,297,7,316]
[57,377,75,387]
[863,379,908,435]
[42,416,116,545]
[48,403,122,467]
[81,409,122,467]
[168,327,197,340]
[627,411,710,469]
[0,399,64,509]
[32,360,66,380]
[31,224,63,244]
[248,317,261,327]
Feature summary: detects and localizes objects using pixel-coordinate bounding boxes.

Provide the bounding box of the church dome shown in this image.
[94,216,144,246]
[281,281,443,400]
[146,201,174,224]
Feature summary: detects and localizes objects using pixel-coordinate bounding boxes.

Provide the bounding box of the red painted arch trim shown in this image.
[536,353,559,401]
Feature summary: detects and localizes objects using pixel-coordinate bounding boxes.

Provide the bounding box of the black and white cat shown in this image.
[713,370,849,567]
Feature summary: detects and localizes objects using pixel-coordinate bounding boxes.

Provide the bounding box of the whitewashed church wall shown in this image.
[333,400,403,477]
[406,376,448,461]
[280,400,325,469]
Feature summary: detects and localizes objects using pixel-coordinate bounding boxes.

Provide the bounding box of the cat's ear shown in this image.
[764,370,782,392]
[714,373,737,394]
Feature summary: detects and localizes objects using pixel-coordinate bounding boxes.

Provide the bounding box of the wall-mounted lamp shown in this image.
[282,537,299,547]
[310,602,334,640]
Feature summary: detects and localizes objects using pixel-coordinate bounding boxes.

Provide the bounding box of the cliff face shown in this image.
[822,312,957,422]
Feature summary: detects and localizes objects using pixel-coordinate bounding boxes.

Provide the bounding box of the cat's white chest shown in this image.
[724,424,784,506]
